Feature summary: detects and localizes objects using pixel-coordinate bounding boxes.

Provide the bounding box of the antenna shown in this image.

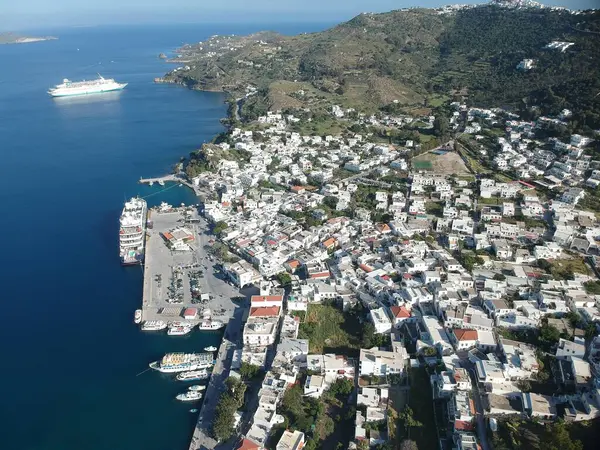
[98,73,104,80]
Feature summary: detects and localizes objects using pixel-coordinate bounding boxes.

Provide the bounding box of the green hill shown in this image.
[164,5,600,126]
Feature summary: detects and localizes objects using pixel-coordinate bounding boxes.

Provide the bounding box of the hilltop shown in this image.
[162,4,600,126]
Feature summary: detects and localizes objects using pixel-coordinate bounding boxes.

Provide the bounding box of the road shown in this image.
[189,307,245,450]
[462,361,491,450]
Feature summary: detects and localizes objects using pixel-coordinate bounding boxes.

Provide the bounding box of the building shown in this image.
[304,375,327,398]
[359,341,408,377]
[276,430,305,450]
[225,260,262,288]
[449,328,479,351]
[369,307,393,334]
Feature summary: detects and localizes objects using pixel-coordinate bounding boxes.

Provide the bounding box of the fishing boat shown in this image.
[188,385,206,392]
[134,309,142,324]
[176,369,210,381]
[176,391,202,402]
[149,353,213,373]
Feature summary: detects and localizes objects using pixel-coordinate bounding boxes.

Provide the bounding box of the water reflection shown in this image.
[51,89,124,106]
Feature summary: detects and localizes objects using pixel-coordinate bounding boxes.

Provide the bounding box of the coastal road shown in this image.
[189,307,245,450]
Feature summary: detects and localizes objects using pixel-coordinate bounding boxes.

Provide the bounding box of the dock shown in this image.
[188,310,244,450]
[139,174,180,185]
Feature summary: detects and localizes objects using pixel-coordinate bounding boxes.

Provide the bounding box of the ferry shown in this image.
[149,353,213,373]
[176,391,202,402]
[198,320,224,331]
[141,320,167,331]
[188,385,206,391]
[134,310,142,324]
[119,197,147,265]
[48,75,127,97]
[176,369,210,381]
[204,346,217,352]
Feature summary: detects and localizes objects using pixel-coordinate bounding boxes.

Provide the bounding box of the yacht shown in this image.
[134,310,142,324]
[48,75,127,97]
[198,320,224,331]
[141,320,167,331]
[176,391,202,402]
[188,385,206,391]
[204,346,218,352]
[149,353,213,373]
[167,324,193,336]
[176,369,210,381]
[119,197,147,265]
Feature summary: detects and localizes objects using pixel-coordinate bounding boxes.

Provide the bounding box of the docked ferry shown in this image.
[141,320,167,331]
[48,75,127,97]
[198,320,224,331]
[149,353,214,373]
[119,197,147,265]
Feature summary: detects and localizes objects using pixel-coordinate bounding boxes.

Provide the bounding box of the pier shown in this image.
[188,310,244,450]
[139,174,180,185]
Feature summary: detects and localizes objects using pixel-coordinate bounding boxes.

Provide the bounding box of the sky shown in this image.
[1,0,598,31]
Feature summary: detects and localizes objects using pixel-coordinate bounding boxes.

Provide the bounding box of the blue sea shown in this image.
[0,22,329,450]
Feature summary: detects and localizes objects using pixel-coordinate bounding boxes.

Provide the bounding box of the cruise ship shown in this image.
[119,197,147,265]
[48,75,127,97]
[149,353,214,373]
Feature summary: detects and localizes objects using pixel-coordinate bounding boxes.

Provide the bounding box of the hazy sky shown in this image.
[1,0,597,30]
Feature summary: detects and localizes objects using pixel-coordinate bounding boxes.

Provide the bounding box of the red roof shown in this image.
[453,328,478,341]
[359,264,374,273]
[323,238,336,248]
[455,420,474,431]
[183,308,197,316]
[162,232,174,240]
[237,438,261,450]
[250,306,281,317]
[287,259,301,268]
[390,306,411,319]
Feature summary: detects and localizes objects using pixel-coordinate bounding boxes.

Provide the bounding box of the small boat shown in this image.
[149,181,154,186]
[204,346,217,352]
[176,391,202,402]
[198,320,224,331]
[189,409,198,413]
[188,385,206,391]
[141,320,167,331]
[176,369,210,381]
[158,180,165,186]
[134,309,142,324]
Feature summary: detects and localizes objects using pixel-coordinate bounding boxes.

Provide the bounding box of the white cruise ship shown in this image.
[48,75,127,97]
[149,353,214,373]
[119,197,147,265]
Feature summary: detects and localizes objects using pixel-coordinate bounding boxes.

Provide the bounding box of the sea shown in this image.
[0,22,329,450]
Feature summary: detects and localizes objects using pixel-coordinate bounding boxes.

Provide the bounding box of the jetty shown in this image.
[139,174,180,185]
[188,310,244,450]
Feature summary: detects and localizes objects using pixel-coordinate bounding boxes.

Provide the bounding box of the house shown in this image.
[449,328,479,351]
[237,438,264,450]
[370,307,393,334]
[561,188,585,205]
[359,341,408,376]
[556,338,586,360]
[304,375,327,398]
[389,305,412,327]
[276,430,305,450]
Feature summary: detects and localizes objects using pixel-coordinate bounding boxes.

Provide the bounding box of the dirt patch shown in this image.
[413,151,469,175]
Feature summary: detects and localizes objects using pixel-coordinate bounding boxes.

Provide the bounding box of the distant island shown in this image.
[0,32,57,45]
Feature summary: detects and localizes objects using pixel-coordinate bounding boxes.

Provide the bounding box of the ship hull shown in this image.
[49,84,127,97]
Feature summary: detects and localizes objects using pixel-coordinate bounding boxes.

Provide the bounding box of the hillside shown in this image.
[163,4,600,126]
[0,32,57,44]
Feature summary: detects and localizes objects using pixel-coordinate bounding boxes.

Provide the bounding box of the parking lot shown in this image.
[141,207,243,325]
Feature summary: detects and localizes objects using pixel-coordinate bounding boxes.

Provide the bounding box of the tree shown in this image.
[213,221,228,235]
[239,362,261,380]
[433,114,449,138]
[537,258,552,272]
[400,440,419,450]
[493,273,506,281]
[539,323,561,349]
[276,272,292,287]
[362,322,376,348]
[323,196,339,210]
[584,280,600,295]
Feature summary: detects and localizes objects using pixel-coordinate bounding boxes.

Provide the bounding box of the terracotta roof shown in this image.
[359,264,374,273]
[323,238,336,248]
[287,259,301,268]
[454,420,474,431]
[162,232,173,240]
[454,328,478,341]
[250,306,281,317]
[390,306,411,319]
[237,438,261,450]
[291,186,305,192]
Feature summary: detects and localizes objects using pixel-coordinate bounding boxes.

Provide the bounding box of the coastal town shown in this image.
[135,83,600,450]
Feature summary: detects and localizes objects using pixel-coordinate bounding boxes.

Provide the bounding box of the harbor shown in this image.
[135,191,252,449]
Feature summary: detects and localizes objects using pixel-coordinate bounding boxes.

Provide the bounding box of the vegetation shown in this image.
[239,362,262,381]
[491,418,586,450]
[212,377,247,441]
[298,302,362,354]
[584,280,600,295]
[275,271,292,287]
